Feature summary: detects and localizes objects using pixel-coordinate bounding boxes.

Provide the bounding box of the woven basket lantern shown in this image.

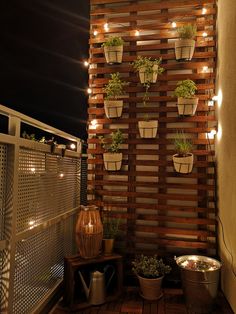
[76,205,103,259]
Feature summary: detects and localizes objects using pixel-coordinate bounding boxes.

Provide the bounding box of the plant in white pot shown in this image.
[174,79,198,116]
[175,24,197,61]
[101,129,124,171]
[102,36,124,64]
[132,56,164,84]
[172,132,194,174]
[132,254,171,301]
[104,73,127,119]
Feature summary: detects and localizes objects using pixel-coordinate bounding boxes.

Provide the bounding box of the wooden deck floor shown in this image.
[52,288,233,314]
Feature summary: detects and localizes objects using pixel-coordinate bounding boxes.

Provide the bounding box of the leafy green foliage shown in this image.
[100,129,124,153]
[102,36,124,47]
[177,24,197,39]
[104,73,127,99]
[132,56,165,79]
[102,217,120,239]
[174,131,193,157]
[132,255,171,279]
[174,79,197,98]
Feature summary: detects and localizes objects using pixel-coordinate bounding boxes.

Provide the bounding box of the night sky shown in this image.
[0,1,89,140]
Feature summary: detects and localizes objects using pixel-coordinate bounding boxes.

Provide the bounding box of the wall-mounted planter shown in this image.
[104,46,123,64]
[138,120,158,138]
[177,97,198,116]
[175,39,195,61]
[104,100,123,118]
[172,153,193,174]
[139,65,158,84]
[103,152,122,171]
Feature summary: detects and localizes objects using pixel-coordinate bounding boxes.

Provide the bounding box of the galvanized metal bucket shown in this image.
[176,255,222,314]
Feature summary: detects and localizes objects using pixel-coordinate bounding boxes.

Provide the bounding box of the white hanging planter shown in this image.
[177,97,198,116]
[175,39,195,61]
[173,153,194,174]
[139,64,158,84]
[103,152,122,171]
[138,120,158,138]
[104,45,123,64]
[104,100,123,118]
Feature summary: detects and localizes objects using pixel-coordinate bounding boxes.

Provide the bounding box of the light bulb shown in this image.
[84,60,89,67]
[93,30,98,36]
[87,88,92,94]
[134,30,140,36]
[202,66,208,72]
[70,143,76,150]
[104,23,109,31]
[59,173,64,178]
[212,95,219,101]
[202,8,207,14]
[171,22,177,28]
[202,32,208,37]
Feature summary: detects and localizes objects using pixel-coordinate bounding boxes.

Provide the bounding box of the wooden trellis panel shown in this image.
[88,0,217,261]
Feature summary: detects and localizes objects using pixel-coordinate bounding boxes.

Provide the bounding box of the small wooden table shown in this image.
[63,254,123,311]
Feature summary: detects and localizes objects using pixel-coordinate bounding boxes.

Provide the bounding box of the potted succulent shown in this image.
[175,24,197,61]
[102,215,120,255]
[132,56,164,84]
[104,73,127,118]
[132,254,171,300]
[172,132,194,174]
[102,36,124,64]
[138,84,158,138]
[101,129,124,171]
[174,79,198,116]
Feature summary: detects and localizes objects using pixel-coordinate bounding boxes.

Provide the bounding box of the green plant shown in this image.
[174,79,197,98]
[100,129,124,153]
[102,216,120,239]
[132,255,171,279]
[102,36,124,47]
[174,131,193,157]
[177,24,197,39]
[104,73,127,100]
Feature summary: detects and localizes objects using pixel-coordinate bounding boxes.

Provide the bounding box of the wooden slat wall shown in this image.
[88,0,217,261]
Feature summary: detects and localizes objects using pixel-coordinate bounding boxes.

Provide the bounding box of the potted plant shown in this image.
[132,56,164,84]
[101,129,124,171]
[132,254,171,300]
[174,79,198,116]
[102,36,124,64]
[102,215,120,255]
[175,24,197,61]
[172,132,194,174]
[138,84,158,138]
[104,73,127,118]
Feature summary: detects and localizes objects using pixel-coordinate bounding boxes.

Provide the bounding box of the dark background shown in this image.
[0,0,89,140]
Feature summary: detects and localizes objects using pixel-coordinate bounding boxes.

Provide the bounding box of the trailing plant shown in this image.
[102,36,124,47]
[132,254,171,279]
[104,73,127,100]
[102,216,120,239]
[132,56,164,84]
[100,129,124,153]
[174,79,197,98]
[174,131,193,157]
[177,24,197,39]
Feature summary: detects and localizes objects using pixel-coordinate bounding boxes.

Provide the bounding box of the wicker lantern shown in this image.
[76,205,103,259]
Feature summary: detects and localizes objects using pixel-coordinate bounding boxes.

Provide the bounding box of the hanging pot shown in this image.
[138,64,158,84]
[172,153,193,174]
[138,120,158,138]
[104,45,123,64]
[104,99,123,118]
[103,152,122,171]
[175,39,195,61]
[177,97,198,116]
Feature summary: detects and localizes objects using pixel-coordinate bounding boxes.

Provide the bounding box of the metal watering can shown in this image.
[78,265,115,305]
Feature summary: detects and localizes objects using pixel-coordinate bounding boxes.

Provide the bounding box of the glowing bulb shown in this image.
[212,95,218,101]
[171,22,177,28]
[208,100,214,107]
[29,220,35,226]
[202,32,208,37]
[87,88,92,94]
[90,119,98,130]
[207,130,217,139]
[93,30,98,36]
[84,60,89,67]
[134,30,140,36]
[70,143,76,150]
[104,23,109,31]
[59,173,64,178]
[202,66,208,72]
[202,8,207,14]
[30,167,35,173]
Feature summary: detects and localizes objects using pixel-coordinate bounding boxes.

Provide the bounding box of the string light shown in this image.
[104,23,109,31]
[87,88,92,94]
[202,32,208,37]
[90,119,98,130]
[93,30,98,36]
[171,22,177,28]
[212,95,219,101]
[135,30,140,36]
[84,60,89,67]
[207,130,217,139]
[202,8,207,14]
[59,173,64,178]
[70,143,76,150]
[208,100,214,107]
[202,66,208,72]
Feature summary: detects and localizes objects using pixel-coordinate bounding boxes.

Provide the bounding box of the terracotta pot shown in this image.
[177,97,198,116]
[102,238,114,255]
[138,64,158,84]
[104,45,123,64]
[175,39,195,61]
[104,100,123,118]
[137,275,164,301]
[103,152,122,171]
[138,120,158,138]
[173,153,194,174]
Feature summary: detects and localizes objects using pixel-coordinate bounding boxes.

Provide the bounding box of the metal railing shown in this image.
[0,105,84,314]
